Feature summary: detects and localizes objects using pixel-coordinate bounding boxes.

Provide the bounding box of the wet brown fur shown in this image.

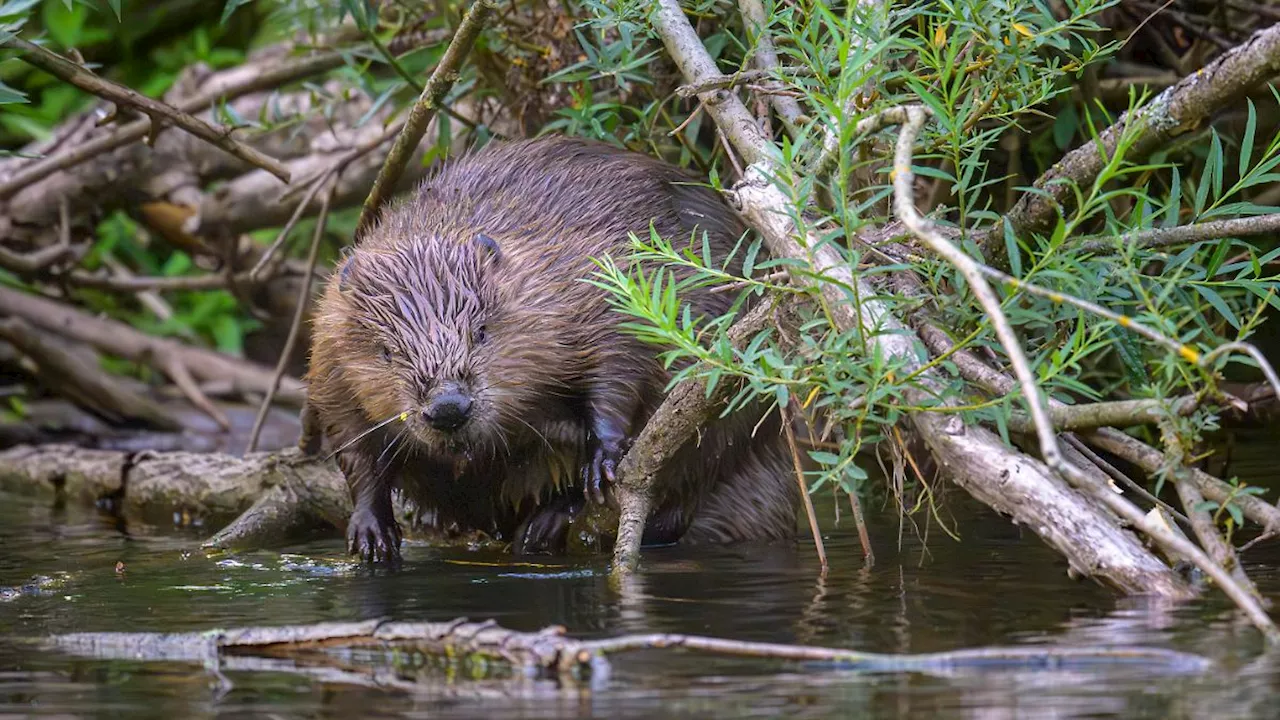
[305,135,799,560]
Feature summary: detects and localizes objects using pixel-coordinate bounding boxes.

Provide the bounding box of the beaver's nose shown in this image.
[425,384,473,431]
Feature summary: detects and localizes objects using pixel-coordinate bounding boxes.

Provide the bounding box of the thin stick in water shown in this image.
[783,404,827,571]
[246,179,338,453]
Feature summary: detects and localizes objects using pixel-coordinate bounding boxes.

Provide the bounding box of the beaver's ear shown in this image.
[335,252,358,292]
[475,233,501,263]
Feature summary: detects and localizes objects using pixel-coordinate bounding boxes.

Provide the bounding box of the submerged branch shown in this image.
[41,617,1212,678]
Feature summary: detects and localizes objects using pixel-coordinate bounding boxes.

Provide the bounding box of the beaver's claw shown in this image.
[583,436,622,505]
[346,506,402,564]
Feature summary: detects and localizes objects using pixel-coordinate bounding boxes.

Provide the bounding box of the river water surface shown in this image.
[3,432,1280,718]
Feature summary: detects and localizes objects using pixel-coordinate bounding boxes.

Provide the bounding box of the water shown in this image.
[2,439,1280,718]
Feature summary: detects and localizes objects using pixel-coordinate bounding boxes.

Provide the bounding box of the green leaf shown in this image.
[1163,166,1181,228]
[1227,503,1243,527]
[211,315,244,355]
[742,238,761,280]
[0,0,40,21]
[1192,284,1240,330]
[107,0,120,20]
[0,78,27,104]
[1003,217,1022,277]
[807,451,841,466]
[1239,99,1256,178]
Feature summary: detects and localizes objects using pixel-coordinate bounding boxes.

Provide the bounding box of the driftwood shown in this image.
[37,617,1213,681]
[0,444,341,529]
[0,285,305,415]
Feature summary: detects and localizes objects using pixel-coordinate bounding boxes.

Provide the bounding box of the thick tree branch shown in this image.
[612,293,791,569]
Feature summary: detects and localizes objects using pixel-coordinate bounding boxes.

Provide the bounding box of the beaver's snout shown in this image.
[425,380,473,431]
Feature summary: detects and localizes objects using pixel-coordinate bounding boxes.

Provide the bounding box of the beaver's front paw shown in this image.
[582,435,624,505]
[346,506,402,564]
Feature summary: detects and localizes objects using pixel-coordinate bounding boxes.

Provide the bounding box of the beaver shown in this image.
[304,135,799,562]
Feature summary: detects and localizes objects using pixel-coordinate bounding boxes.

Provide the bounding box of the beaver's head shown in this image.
[329,232,537,460]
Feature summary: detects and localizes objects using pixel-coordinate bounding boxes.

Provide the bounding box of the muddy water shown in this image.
[2,435,1280,717]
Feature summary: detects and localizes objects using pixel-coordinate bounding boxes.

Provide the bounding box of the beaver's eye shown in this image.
[473,324,487,344]
[380,344,394,362]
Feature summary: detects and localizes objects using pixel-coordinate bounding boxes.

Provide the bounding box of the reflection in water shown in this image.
[1,440,1279,717]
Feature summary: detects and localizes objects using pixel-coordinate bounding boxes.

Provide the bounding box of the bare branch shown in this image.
[355,0,496,237]
[612,294,787,569]
[783,402,827,570]
[0,46,358,198]
[1075,213,1280,254]
[40,616,1211,677]
[1005,395,1200,433]
[2,36,291,184]
[0,318,185,432]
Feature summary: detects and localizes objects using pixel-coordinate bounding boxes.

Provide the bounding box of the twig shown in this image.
[675,63,839,97]
[252,122,405,280]
[1061,433,1191,527]
[1075,213,1280,254]
[2,36,291,184]
[354,0,495,238]
[783,403,827,571]
[247,180,337,453]
[847,488,874,564]
[248,172,334,282]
